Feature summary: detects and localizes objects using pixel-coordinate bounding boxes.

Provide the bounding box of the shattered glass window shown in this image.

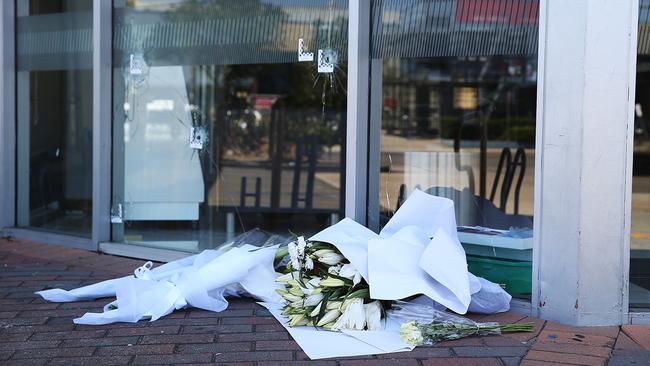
[111,0,348,252]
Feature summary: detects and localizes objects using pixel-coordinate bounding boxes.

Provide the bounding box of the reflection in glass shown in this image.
[16,0,94,237]
[371,0,539,297]
[631,1,650,308]
[112,0,347,252]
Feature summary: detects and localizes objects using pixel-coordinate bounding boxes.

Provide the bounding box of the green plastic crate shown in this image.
[467,255,532,296]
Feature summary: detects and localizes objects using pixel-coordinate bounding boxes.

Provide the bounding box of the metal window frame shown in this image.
[92,0,112,248]
[0,1,16,230]
[345,0,371,225]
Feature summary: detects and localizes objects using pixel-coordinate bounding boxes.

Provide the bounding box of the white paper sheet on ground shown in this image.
[259,302,413,359]
[341,316,412,353]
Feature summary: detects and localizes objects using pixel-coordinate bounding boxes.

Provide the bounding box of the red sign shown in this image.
[251,95,280,110]
[456,0,539,25]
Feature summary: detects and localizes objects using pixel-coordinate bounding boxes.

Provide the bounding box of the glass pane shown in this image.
[371,0,538,298]
[15,0,94,237]
[111,0,347,252]
[631,1,650,309]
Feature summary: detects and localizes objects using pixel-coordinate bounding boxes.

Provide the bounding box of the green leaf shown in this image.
[326,273,354,286]
[274,247,289,266]
[317,291,332,326]
[346,288,370,299]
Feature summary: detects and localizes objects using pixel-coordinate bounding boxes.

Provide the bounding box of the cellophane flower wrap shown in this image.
[390,301,533,346]
[275,236,386,331]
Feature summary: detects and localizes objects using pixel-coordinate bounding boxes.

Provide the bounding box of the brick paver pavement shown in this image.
[0,237,649,366]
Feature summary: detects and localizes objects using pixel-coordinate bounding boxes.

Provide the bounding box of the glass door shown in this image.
[369,0,539,298]
[111,0,348,252]
[16,0,94,237]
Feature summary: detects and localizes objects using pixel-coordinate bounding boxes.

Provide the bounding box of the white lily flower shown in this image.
[312,249,335,257]
[286,279,301,288]
[310,297,340,318]
[326,301,343,310]
[300,286,314,295]
[289,313,309,327]
[275,289,288,297]
[338,264,362,286]
[287,237,308,270]
[338,263,356,278]
[310,302,322,317]
[308,277,321,287]
[297,236,307,249]
[304,256,314,270]
[341,298,354,311]
[364,301,382,331]
[321,322,335,331]
[331,310,349,331]
[320,277,346,287]
[287,241,301,270]
[303,293,323,307]
[327,265,341,275]
[316,309,341,327]
[347,298,367,330]
[282,293,302,303]
[353,272,362,286]
[332,298,366,331]
[288,286,304,297]
[275,272,298,284]
[400,321,424,345]
[317,252,344,266]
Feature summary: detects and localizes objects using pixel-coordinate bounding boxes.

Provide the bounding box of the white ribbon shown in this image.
[134,261,154,280]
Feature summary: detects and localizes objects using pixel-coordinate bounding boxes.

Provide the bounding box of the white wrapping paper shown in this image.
[259,302,414,359]
[37,245,282,325]
[35,188,512,358]
[311,188,476,314]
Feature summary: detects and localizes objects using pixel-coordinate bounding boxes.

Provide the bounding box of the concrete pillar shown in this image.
[533,0,638,325]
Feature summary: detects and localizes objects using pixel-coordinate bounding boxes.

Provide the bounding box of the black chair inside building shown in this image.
[388,147,531,230]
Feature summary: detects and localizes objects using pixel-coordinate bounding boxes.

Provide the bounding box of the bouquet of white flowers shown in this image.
[275,236,386,331]
[390,301,533,346]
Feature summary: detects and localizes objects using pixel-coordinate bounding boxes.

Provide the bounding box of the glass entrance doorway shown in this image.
[111,0,348,252]
[368,0,539,298]
[16,0,94,237]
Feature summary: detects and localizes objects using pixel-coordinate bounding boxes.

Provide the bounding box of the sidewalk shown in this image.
[0,238,648,366]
